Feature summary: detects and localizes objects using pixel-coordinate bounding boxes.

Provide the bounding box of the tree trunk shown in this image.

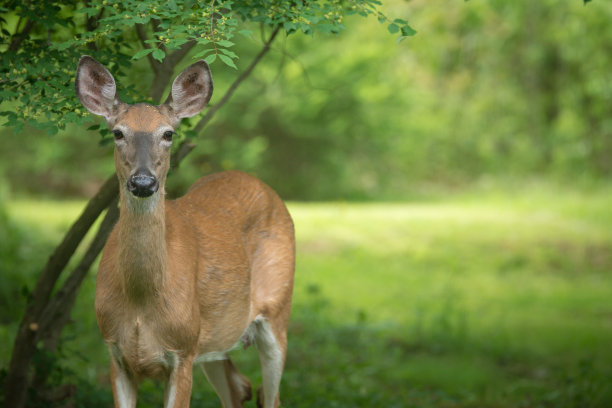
[3,175,118,408]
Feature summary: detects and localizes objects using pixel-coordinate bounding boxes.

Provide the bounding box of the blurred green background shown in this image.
[2,0,612,407]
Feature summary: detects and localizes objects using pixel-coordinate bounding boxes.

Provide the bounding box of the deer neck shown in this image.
[117,189,167,304]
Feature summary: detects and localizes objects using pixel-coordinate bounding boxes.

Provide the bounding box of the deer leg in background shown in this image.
[201,359,253,407]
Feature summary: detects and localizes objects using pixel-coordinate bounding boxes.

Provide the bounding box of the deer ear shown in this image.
[75,55,120,121]
[166,60,213,119]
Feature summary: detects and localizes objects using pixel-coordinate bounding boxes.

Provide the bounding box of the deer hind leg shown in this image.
[249,211,295,407]
[201,358,252,408]
[253,317,286,408]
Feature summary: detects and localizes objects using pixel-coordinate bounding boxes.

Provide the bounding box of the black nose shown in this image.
[127,170,158,198]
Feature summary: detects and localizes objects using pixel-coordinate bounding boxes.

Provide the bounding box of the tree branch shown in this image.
[166,40,197,68]
[31,175,118,308]
[170,25,282,169]
[3,174,118,408]
[147,34,196,102]
[193,25,282,133]
[136,24,158,73]
[171,141,197,171]
[151,19,166,54]
[8,19,35,52]
[84,1,105,51]
[137,21,197,79]
[38,197,120,350]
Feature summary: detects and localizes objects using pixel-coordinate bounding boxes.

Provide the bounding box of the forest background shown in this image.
[1,0,612,407]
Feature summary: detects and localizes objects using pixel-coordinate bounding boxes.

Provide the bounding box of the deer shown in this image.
[75,55,295,408]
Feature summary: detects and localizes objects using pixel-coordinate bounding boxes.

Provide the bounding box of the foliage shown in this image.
[0,0,414,137]
[166,0,612,199]
[3,1,610,201]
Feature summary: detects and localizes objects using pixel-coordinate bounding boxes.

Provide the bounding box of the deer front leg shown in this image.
[164,357,194,408]
[110,357,137,408]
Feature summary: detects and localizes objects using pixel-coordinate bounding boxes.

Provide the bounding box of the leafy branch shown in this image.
[1,0,414,136]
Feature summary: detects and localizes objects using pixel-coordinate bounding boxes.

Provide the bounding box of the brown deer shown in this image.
[75,56,295,408]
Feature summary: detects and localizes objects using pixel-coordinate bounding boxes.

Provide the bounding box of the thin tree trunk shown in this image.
[173,25,282,168]
[3,175,118,408]
[3,26,282,408]
[136,23,197,103]
[8,19,35,52]
[38,196,120,350]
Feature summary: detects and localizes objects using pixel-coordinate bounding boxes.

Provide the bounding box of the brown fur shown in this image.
[96,170,295,381]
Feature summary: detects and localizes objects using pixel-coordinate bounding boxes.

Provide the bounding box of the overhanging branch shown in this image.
[193,25,282,133]
[170,24,282,169]
[136,24,157,73]
[8,19,35,52]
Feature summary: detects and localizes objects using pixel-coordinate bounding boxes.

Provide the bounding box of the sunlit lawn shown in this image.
[3,184,612,407]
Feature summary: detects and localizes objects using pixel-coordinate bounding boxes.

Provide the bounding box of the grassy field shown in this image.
[2,184,612,407]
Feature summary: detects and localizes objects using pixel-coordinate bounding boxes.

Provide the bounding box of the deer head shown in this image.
[75,55,213,203]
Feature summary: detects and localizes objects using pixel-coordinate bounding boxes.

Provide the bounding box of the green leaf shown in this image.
[152,48,165,62]
[46,125,59,136]
[78,7,100,18]
[401,25,417,37]
[193,49,214,59]
[387,23,399,34]
[219,54,237,69]
[0,90,18,99]
[300,23,313,35]
[167,38,189,49]
[284,22,298,34]
[216,40,234,47]
[13,121,24,135]
[133,15,150,24]
[54,40,75,51]
[317,23,340,34]
[132,48,154,60]
[204,53,217,65]
[99,136,114,146]
[219,48,238,59]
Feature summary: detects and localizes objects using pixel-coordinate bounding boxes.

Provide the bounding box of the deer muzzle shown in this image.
[127,169,159,198]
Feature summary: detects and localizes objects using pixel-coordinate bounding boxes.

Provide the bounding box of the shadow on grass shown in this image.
[276,286,612,408]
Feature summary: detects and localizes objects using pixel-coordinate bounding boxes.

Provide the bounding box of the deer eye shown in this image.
[162,130,174,142]
[112,129,124,140]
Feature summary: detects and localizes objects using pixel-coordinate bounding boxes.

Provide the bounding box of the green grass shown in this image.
[285,192,612,407]
[2,184,612,407]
